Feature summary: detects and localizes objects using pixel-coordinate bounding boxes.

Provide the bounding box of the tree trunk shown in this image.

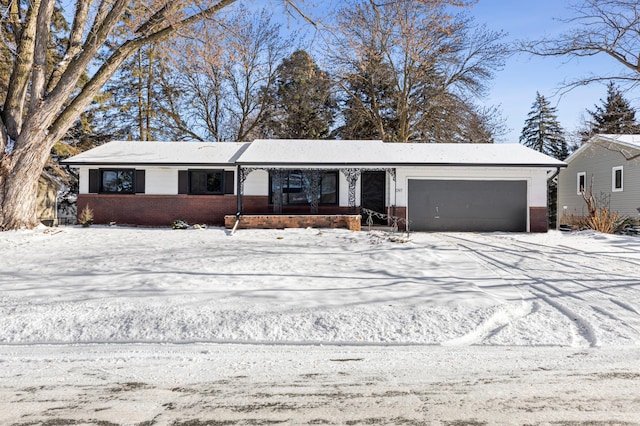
[0,138,52,230]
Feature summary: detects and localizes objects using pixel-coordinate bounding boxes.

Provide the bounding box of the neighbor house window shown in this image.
[612,166,623,192]
[269,170,338,205]
[100,169,135,193]
[577,172,586,195]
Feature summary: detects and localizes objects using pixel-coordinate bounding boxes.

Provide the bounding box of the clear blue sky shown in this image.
[248,0,638,143]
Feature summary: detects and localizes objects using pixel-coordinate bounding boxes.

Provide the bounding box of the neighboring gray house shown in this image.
[558,134,640,223]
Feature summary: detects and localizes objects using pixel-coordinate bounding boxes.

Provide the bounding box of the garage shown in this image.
[408,180,528,232]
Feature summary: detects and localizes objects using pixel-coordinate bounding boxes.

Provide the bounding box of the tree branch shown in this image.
[36,0,129,134]
[29,0,56,113]
[518,0,640,91]
[46,0,92,92]
[135,1,181,36]
[2,0,40,139]
[47,0,240,144]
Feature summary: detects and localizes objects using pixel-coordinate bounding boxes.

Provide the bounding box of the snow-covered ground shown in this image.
[2,225,640,346]
[1,225,640,424]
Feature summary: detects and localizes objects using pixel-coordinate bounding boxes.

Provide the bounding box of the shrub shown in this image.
[172,219,189,229]
[559,212,589,231]
[78,205,94,227]
[585,208,626,234]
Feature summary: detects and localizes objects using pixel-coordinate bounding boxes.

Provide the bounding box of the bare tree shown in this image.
[520,0,640,91]
[0,0,312,230]
[119,6,293,142]
[329,0,507,142]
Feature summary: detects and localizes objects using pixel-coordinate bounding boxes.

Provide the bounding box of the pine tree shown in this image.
[582,82,640,140]
[520,92,569,160]
[256,50,337,139]
[337,54,398,140]
[102,44,176,141]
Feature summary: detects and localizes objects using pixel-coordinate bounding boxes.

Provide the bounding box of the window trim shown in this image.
[612,166,623,192]
[99,168,136,194]
[576,172,586,195]
[269,170,339,206]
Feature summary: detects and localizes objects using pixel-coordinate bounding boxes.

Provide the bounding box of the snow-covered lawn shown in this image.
[1,225,640,424]
[2,225,640,346]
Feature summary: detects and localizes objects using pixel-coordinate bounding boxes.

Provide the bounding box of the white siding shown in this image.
[244,170,269,196]
[79,168,89,194]
[339,172,350,206]
[146,168,178,194]
[394,166,548,208]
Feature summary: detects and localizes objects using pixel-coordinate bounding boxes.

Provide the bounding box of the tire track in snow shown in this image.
[441,301,533,346]
[434,233,603,348]
[471,234,640,343]
[610,298,640,315]
[432,233,539,346]
[529,287,599,348]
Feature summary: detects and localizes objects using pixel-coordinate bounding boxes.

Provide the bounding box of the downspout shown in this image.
[236,164,242,215]
[547,166,562,232]
[547,166,561,182]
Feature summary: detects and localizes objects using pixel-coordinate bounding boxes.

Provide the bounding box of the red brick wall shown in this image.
[78,194,364,228]
[226,215,361,231]
[78,194,238,226]
[529,207,548,233]
[391,206,407,231]
[240,197,358,216]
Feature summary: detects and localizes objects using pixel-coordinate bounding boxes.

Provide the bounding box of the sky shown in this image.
[471,0,637,143]
[257,0,639,144]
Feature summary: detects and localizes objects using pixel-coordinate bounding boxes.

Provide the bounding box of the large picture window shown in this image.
[100,169,135,193]
[270,170,338,205]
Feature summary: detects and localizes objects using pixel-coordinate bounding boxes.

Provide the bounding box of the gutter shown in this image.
[235,162,568,168]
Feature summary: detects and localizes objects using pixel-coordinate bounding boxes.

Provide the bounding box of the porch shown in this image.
[224,214,362,231]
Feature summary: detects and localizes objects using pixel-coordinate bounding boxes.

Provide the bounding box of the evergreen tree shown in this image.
[582,82,640,140]
[102,44,176,141]
[256,50,337,139]
[337,54,398,140]
[520,92,569,160]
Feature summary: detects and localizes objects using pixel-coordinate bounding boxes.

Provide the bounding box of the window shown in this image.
[612,166,623,192]
[101,169,135,193]
[178,170,234,195]
[190,170,223,194]
[270,170,338,205]
[577,172,586,195]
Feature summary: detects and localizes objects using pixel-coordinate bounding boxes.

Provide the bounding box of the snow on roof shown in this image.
[62,141,250,166]
[238,139,566,167]
[595,134,640,148]
[564,134,640,163]
[238,139,387,165]
[63,139,565,168]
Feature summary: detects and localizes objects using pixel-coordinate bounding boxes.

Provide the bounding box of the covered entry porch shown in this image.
[230,166,399,230]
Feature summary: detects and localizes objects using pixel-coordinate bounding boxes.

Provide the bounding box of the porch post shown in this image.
[308,170,322,214]
[272,170,283,214]
[341,168,361,212]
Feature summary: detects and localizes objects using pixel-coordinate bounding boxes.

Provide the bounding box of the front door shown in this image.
[361,171,386,224]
